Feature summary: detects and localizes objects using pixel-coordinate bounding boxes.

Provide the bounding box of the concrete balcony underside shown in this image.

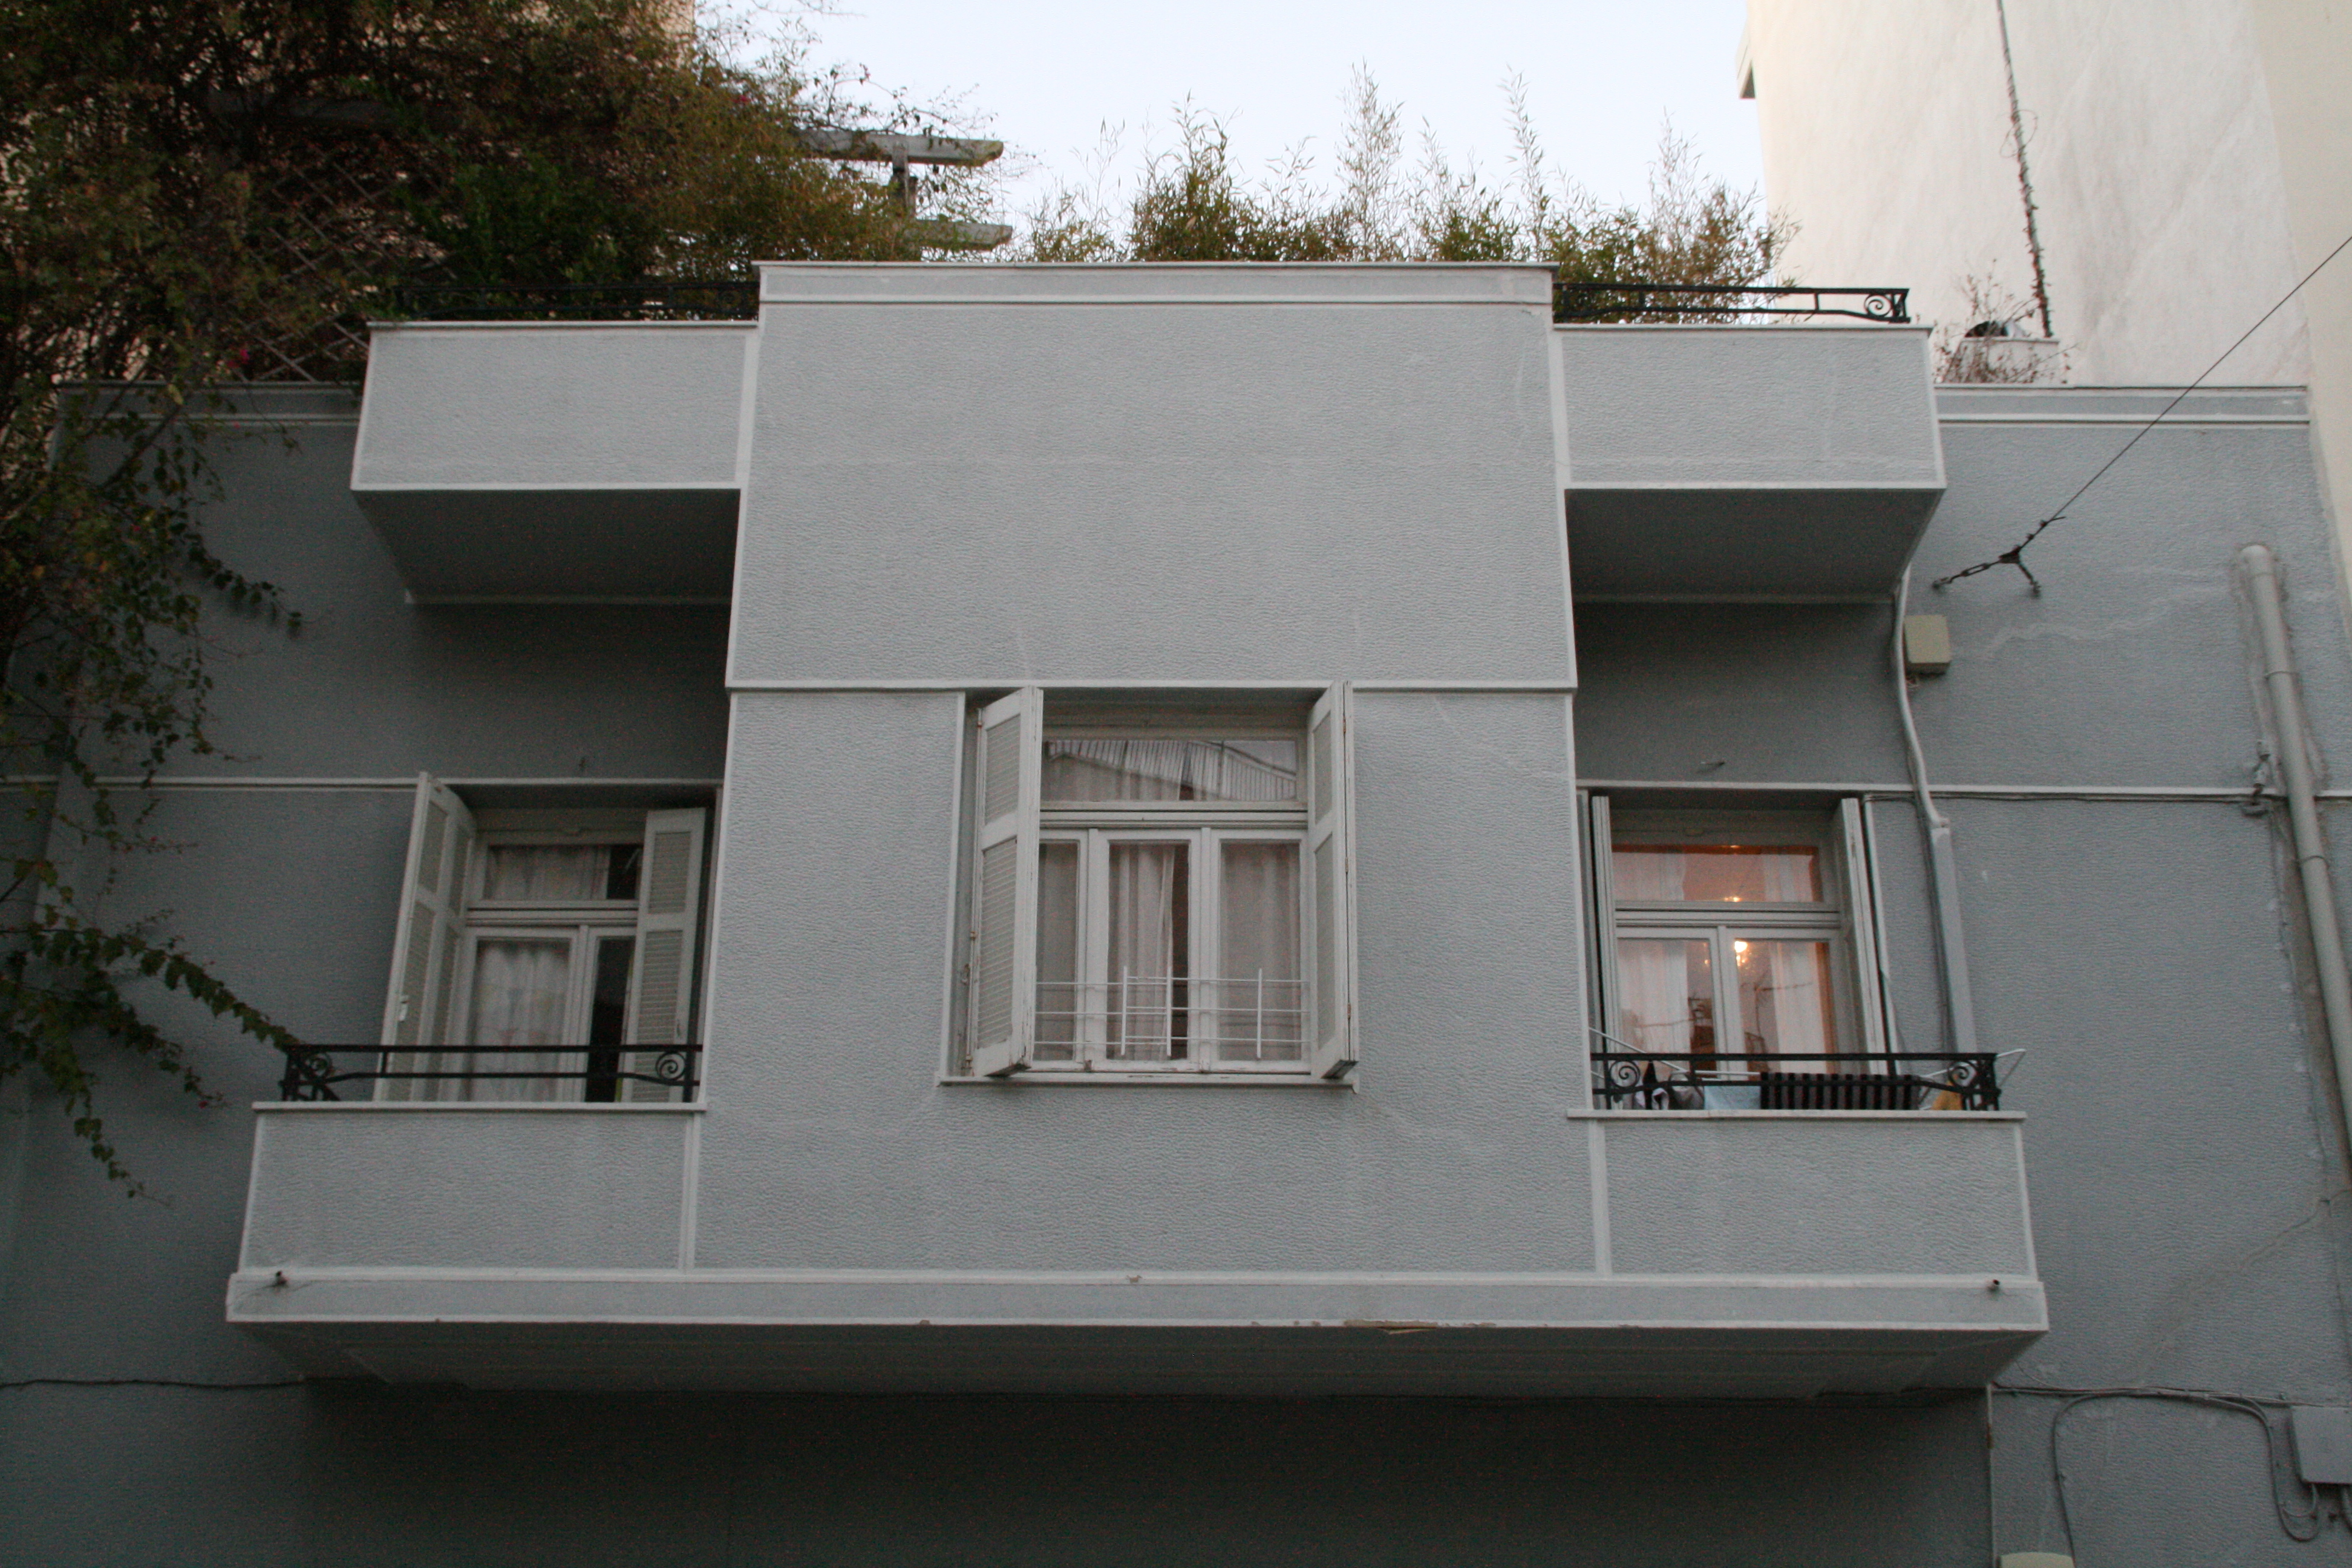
[227,1269,2044,1397]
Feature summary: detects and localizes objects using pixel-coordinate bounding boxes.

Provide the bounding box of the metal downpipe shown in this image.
[1893,569,1981,1057]
[2240,544,2352,1134]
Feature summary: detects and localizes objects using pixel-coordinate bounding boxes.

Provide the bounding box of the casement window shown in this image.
[1588,800,1886,1079]
[962,687,1358,1080]
[379,778,708,1102]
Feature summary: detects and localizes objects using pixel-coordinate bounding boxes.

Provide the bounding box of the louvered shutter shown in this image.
[1586,792,1620,1051]
[622,808,709,1103]
[967,688,1042,1077]
[1838,798,1890,1054]
[1305,684,1359,1079]
[377,776,475,1100]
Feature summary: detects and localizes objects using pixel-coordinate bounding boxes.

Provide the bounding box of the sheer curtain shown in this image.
[1616,938,1713,1054]
[1218,842,1300,1061]
[483,845,607,900]
[1107,842,1186,1059]
[443,936,577,1102]
[1044,740,1298,803]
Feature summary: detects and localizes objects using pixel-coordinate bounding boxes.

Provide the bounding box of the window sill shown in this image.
[1567,1108,2020,1122]
[941,1072,1354,1089]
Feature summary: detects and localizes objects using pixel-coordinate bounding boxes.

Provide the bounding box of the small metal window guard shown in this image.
[1590,1044,2000,1110]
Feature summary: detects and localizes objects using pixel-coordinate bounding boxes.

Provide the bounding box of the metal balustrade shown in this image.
[1033,975,1307,1067]
[1591,1046,2001,1110]
[275,1042,700,1102]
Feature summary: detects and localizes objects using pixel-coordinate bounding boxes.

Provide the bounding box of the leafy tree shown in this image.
[1012,70,1791,319]
[0,0,983,1185]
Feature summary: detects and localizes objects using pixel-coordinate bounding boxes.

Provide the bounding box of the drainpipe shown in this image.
[2240,544,2352,1134]
[1892,569,1981,1056]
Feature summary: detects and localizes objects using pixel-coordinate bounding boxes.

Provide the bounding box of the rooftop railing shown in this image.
[1554,283,1910,324]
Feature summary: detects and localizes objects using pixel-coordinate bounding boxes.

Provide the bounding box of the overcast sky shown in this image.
[717,1,1763,234]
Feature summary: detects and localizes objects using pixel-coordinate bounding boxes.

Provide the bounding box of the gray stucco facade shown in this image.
[3,265,2348,1564]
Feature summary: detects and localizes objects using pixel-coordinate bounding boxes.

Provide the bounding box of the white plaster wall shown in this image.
[354,322,750,489]
[728,266,1571,684]
[1742,0,2312,388]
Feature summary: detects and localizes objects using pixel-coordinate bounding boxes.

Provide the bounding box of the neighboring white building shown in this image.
[1739,0,2352,578]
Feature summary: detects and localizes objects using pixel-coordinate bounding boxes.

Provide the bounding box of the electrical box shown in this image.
[1904,614,1953,677]
[2292,1405,2352,1485]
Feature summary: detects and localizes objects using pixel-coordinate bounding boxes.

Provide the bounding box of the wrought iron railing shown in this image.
[1555,283,1910,324]
[1591,1050,2000,1111]
[380,281,760,322]
[275,1042,701,1102]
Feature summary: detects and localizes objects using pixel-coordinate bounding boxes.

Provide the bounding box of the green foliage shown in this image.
[1,0,975,1186]
[1011,70,1791,316]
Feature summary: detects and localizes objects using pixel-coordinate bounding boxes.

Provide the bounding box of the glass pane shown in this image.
[464,936,575,1103]
[1034,842,1080,1063]
[1217,841,1302,1062]
[1615,938,1715,1056]
[1612,842,1822,903]
[1044,739,1299,803]
[604,844,643,903]
[585,935,635,1103]
[1734,939,1838,1057]
[483,844,609,901]
[1107,841,1189,1059]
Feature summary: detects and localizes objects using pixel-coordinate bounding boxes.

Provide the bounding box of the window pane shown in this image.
[1107,841,1189,1059]
[1217,841,1301,1062]
[1044,739,1299,803]
[1035,842,1080,1063]
[584,935,635,1103]
[1734,939,1838,1056]
[483,844,610,901]
[1615,938,1715,1055]
[1612,842,1822,903]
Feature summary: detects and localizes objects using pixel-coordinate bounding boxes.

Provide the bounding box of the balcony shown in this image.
[230,1045,2040,1396]
[1555,321,1945,600]
[351,321,750,601]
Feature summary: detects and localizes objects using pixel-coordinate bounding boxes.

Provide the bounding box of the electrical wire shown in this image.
[1993,1384,2331,1557]
[1935,225,2352,593]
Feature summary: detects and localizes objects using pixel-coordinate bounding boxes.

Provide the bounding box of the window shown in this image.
[962,688,1358,1080]
[379,779,708,1102]
[1589,800,1886,1102]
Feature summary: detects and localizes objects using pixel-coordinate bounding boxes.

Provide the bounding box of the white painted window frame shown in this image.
[1592,801,1886,1060]
[961,686,1355,1081]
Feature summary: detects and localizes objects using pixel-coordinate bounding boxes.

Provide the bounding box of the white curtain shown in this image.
[1044,740,1298,803]
[1107,842,1186,1059]
[1736,939,1837,1055]
[1034,843,1080,1063]
[482,845,609,901]
[448,936,577,1102]
[1218,842,1300,1060]
[1616,938,1713,1053]
[1612,844,1820,903]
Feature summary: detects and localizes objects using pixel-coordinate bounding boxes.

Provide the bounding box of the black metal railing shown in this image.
[275,1043,701,1102]
[1592,1051,2000,1111]
[1555,283,1909,324]
[380,281,760,322]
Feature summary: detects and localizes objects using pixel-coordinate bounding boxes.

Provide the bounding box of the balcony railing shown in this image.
[274,1042,701,1102]
[1555,283,1910,324]
[1032,975,1307,1068]
[1592,1050,2001,1111]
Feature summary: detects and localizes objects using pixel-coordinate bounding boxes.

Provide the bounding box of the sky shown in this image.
[714,1,1765,235]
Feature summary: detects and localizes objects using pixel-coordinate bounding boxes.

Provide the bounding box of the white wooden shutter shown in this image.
[1305,684,1359,1079]
[1585,792,1619,1053]
[967,687,1043,1077]
[377,776,474,1100]
[1838,797,1890,1055]
[623,808,709,1103]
